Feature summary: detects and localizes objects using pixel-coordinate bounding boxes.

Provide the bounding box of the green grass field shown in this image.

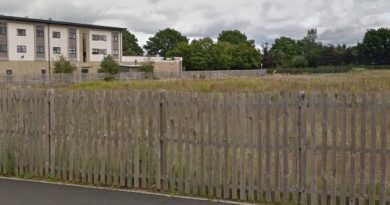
[70,70,390,93]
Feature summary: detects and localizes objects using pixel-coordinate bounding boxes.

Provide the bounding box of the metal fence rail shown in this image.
[0,70,268,85]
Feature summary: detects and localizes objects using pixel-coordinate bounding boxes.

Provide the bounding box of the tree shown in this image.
[299,28,321,67]
[98,55,119,74]
[358,28,390,65]
[144,28,188,57]
[270,36,302,68]
[122,29,144,56]
[217,30,252,46]
[53,55,76,74]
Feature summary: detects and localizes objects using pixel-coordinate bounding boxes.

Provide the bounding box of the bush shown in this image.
[53,56,76,74]
[139,62,154,73]
[98,55,119,74]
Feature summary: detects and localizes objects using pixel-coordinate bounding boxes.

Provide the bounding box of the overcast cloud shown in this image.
[1,0,389,47]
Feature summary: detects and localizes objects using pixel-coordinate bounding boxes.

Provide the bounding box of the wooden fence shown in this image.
[0,89,389,205]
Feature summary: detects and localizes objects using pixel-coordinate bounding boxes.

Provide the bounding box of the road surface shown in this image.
[0,178,236,205]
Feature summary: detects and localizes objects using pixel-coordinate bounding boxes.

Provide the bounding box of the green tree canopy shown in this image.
[53,56,76,74]
[144,28,188,57]
[122,29,143,56]
[217,30,254,46]
[98,55,119,74]
[358,28,390,65]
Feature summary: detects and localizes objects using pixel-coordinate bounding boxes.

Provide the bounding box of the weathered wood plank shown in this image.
[265,94,271,202]
[247,94,254,201]
[185,92,191,194]
[223,93,229,199]
[169,92,176,192]
[192,93,198,195]
[274,93,281,203]
[207,93,214,197]
[291,93,299,203]
[200,93,206,196]
[160,91,168,191]
[330,93,338,205]
[359,94,368,205]
[232,94,238,200]
[256,93,263,201]
[282,93,289,203]
[239,93,246,201]
[350,94,357,205]
[215,94,221,198]
[321,93,329,205]
[340,93,348,205]
[369,94,377,205]
[379,94,388,205]
[177,92,184,193]
[299,92,307,205]
[310,93,318,205]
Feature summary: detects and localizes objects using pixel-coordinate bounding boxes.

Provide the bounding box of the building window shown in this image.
[112,49,119,55]
[81,68,89,74]
[17,45,27,53]
[36,46,45,53]
[69,33,76,39]
[53,47,61,54]
[41,69,47,74]
[53,31,61,38]
[92,48,107,55]
[0,45,7,52]
[6,70,12,75]
[92,34,107,41]
[113,35,119,42]
[69,48,77,54]
[36,30,44,38]
[0,27,6,35]
[17,29,26,36]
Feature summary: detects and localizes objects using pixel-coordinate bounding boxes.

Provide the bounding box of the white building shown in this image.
[0,15,123,75]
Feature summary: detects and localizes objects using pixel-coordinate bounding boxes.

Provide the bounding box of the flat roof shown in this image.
[0,15,125,31]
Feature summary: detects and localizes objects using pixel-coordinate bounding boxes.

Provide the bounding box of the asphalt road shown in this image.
[0,178,235,205]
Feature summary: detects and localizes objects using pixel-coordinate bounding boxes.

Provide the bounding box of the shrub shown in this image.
[98,55,119,74]
[139,61,154,73]
[53,55,76,74]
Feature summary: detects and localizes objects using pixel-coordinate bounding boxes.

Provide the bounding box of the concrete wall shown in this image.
[8,22,35,61]
[89,30,112,62]
[154,61,181,73]
[0,61,48,75]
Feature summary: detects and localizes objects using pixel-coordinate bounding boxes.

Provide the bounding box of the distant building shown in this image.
[0,15,124,75]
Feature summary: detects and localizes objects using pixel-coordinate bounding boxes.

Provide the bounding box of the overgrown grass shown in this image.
[70,70,390,93]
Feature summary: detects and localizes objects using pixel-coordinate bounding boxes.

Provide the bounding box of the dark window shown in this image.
[113,36,119,42]
[0,45,7,52]
[36,30,44,38]
[92,34,107,41]
[36,46,45,53]
[81,68,89,74]
[92,48,107,55]
[69,33,76,39]
[17,45,27,53]
[41,69,47,74]
[0,27,6,35]
[69,48,77,54]
[53,47,61,54]
[17,29,26,36]
[6,70,12,75]
[53,31,61,38]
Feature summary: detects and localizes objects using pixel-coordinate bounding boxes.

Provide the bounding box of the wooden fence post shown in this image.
[298,91,307,205]
[47,89,54,178]
[159,90,167,191]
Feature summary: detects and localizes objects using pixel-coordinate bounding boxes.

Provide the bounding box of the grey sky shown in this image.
[1,0,389,47]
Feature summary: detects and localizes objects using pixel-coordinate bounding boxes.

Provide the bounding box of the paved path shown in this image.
[0,178,235,205]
